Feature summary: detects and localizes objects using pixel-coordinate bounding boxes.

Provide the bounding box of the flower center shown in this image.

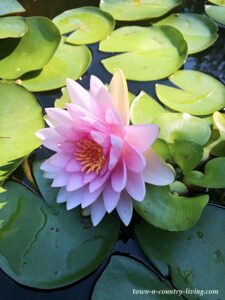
[75,139,106,174]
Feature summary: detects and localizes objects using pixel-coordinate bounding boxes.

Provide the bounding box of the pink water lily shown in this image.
[36,70,174,226]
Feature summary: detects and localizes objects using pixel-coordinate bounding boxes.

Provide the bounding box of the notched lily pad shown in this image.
[100,25,187,81]
[0,16,60,79]
[154,13,218,54]
[205,5,225,26]
[156,70,225,115]
[134,185,208,231]
[0,0,25,16]
[0,161,120,289]
[21,37,92,92]
[0,16,27,39]
[53,6,115,45]
[99,0,182,21]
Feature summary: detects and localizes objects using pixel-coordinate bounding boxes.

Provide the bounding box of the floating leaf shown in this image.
[170,140,203,173]
[54,87,70,109]
[135,205,225,297]
[153,112,211,145]
[205,5,225,26]
[100,25,187,81]
[0,16,60,79]
[21,37,92,92]
[53,6,115,45]
[207,0,225,6]
[130,91,165,125]
[91,255,180,300]
[0,163,120,289]
[0,16,27,39]
[184,157,225,188]
[99,0,182,21]
[0,0,25,16]
[154,13,218,54]
[156,70,225,115]
[0,82,44,184]
[134,185,208,231]
[152,139,170,160]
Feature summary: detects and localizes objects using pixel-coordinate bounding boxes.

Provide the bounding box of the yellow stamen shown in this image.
[75,139,106,174]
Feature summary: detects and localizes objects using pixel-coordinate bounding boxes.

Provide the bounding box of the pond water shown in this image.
[0,0,225,299]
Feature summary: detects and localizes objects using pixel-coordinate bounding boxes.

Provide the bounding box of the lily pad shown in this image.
[0,16,60,79]
[205,5,225,25]
[99,0,182,21]
[0,16,27,39]
[100,25,187,81]
[54,87,70,109]
[170,140,203,174]
[0,0,25,16]
[134,185,208,231]
[91,255,180,300]
[0,82,44,184]
[130,91,165,125]
[21,37,92,92]
[154,13,218,54]
[184,157,225,188]
[135,205,225,299]
[207,0,225,6]
[0,162,120,289]
[53,6,115,45]
[153,112,211,145]
[152,139,170,161]
[156,70,225,115]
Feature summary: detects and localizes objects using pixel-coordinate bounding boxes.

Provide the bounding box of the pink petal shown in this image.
[126,170,145,202]
[143,149,175,185]
[109,135,123,170]
[116,191,133,226]
[125,124,159,152]
[90,75,105,98]
[66,188,84,210]
[55,125,78,140]
[59,141,76,154]
[111,158,127,192]
[83,171,97,184]
[81,186,103,208]
[43,172,55,179]
[109,69,130,126]
[105,108,121,126]
[89,171,110,193]
[95,86,114,116]
[91,197,106,226]
[57,187,68,203]
[35,127,59,141]
[90,130,108,146]
[66,78,91,111]
[66,173,84,191]
[42,137,62,151]
[48,152,72,167]
[65,159,81,172]
[103,182,120,213]
[51,172,70,187]
[45,107,73,126]
[124,142,146,172]
[41,159,61,173]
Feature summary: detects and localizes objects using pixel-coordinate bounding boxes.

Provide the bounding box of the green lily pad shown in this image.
[213,112,225,139]
[211,141,225,157]
[184,157,225,188]
[0,16,60,80]
[21,37,92,92]
[154,13,218,54]
[130,91,165,125]
[153,112,211,145]
[0,163,120,289]
[0,16,27,39]
[0,0,25,16]
[100,25,187,81]
[156,70,225,115]
[54,87,70,109]
[152,139,170,160]
[170,140,203,174]
[205,5,225,26]
[91,255,180,300]
[53,6,115,45]
[135,205,225,298]
[99,0,182,21]
[0,82,44,184]
[134,185,208,231]
[208,0,225,6]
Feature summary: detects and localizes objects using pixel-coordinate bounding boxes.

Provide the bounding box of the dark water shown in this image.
[0,0,225,299]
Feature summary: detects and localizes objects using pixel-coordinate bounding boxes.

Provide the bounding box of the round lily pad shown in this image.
[0,82,44,184]
[134,185,208,231]
[156,70,225,115]
[207,0,225,6]
[205,5,225,25]
[130,91,165,125]
[0,162,120,289]
[99,0,182,21]
[154,13,218,54]
[0,16,60,79]
[0,16,27,39]
[100,25,187,81]
[21,37,92,92]
[92,255,180,300]
[53,6,115,45]
[135,205,225,298]
[0,0,25,16]
[153,112,211,145]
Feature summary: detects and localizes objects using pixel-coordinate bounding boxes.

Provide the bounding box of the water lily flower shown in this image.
[36,70,174,226]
